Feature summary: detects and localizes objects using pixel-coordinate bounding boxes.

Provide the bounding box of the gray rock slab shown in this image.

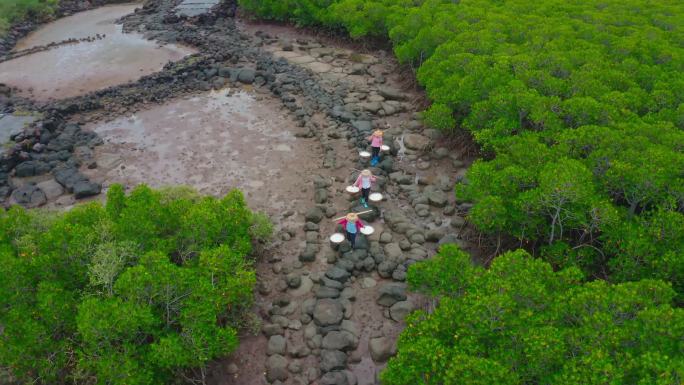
[0,114,36,144]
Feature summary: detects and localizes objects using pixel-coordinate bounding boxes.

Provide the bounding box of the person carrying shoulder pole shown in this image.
[367,129,384,166]
[337,212,365,248]
[353,169,377,208]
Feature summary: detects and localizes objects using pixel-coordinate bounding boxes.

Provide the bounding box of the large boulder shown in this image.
[325,266,350,283]
[426,227,446,242]
[313,299,344,326]
[36,179,64,200]
[286,273,302,289]
[377,283,407,307]
[54,167,87,192]
[314,188,328,204]
[350,120,372,132]
[315,286,340,299]
[299,243,319,262]
[267,335,287,356]
[322,276,344,289]
[237,68,256,84]
[320,371,349,385]
[383,243,402,260]
[390,300,415,322]
[378,86,406,101]
[262,323,284,337]
[360,102,382,114]
[427,190,448,208]
[73,181,101,199]
[322,331,356,351]
[369,337,396,363]
[15,160,50,177]
[360,277,377,289]
[350,63,367,75]
[377,260,397,278]
[320,349,347,372]
[404,134,430,151]
[313,175,332,189]
[9,184,46,208]
[305,207,324,223]
[266,354,289,382]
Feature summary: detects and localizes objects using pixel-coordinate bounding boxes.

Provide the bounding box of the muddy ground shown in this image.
[0,1,480,385]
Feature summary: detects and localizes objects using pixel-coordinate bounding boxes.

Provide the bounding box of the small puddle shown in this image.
[0,4,195,101]
[85,88,321,214]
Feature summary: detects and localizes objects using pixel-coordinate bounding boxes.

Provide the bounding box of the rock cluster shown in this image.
[0,108,102,206]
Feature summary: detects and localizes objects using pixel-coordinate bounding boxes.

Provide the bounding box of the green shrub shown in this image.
[249,211,274,245]
[382,247,684,384]
[0,184,257,385]
[0,0,59,36]
[0,18,8,34]
[421,103,456,132]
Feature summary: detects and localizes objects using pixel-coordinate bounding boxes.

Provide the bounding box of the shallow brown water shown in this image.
[84,87,322,214]
[0,4,194,101]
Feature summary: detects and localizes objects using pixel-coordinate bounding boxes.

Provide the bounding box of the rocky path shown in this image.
[203,21,477,385]
[0,2,477,385]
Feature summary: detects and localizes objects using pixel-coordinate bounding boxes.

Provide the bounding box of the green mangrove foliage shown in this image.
[0,0,58,34]
[0,185,264,385]
[383,245,684,384]
[238,0,684,298]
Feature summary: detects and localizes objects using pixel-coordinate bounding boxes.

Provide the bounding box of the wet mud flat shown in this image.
[84,87,322,215]
[0,3,194,101]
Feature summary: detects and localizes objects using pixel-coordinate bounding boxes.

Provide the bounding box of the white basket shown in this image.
[360,226,375,235]
[329,233,345,244]
[346,186,360,194]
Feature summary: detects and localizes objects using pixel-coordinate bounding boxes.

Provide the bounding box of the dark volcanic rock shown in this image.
[320,371,349,385]
[9,184,46,208]
[15,160,50,177]
[73,181,101,199]
[377,283,407,307]
[237,68,256,84]
[54,167,87,192]
[313,299,344,326]
[320,349,347,372]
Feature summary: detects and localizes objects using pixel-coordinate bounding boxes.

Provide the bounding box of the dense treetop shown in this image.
[382,245,684,384]
[0,185,267,385]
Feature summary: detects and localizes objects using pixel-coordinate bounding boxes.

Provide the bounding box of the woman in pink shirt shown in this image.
[367,130,384,166]
[353,169,377,208]
[338,212,365,248]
